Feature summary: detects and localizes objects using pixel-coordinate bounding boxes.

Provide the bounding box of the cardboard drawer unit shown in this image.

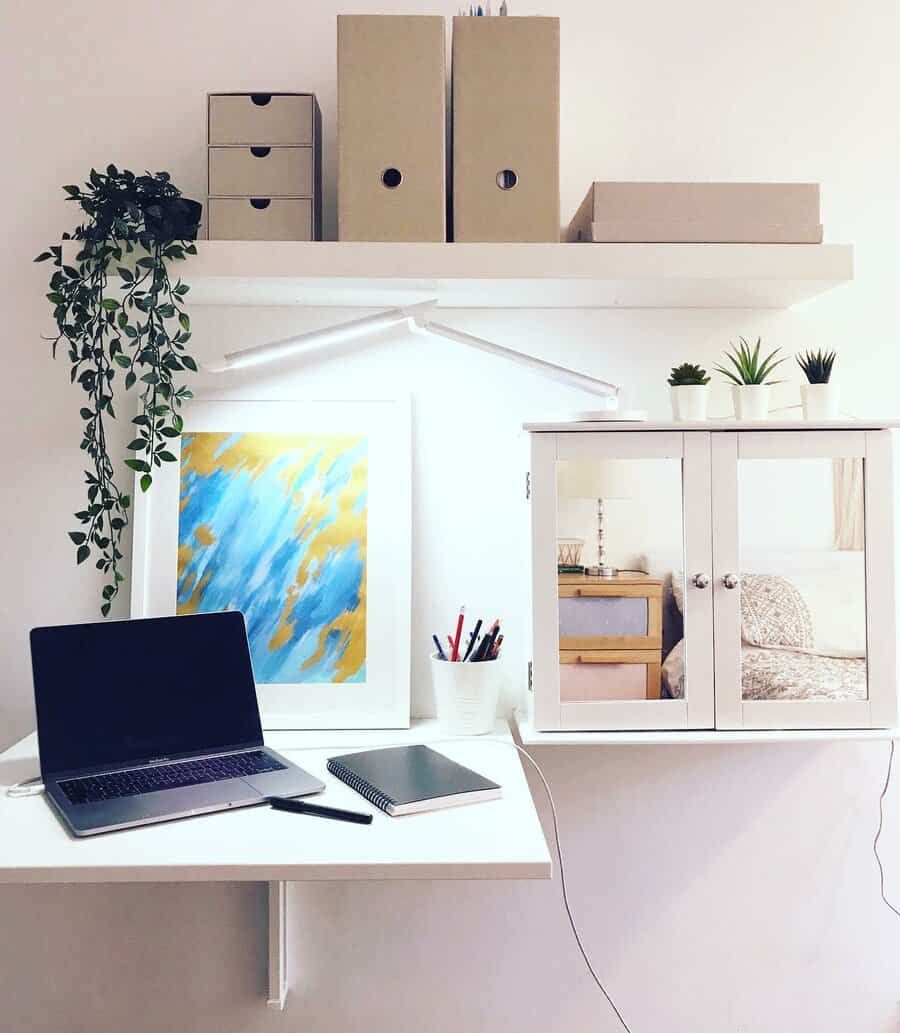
[337,15,446,242]
[452,16,560,242]
[208,198,313,241]
[208,93,315,145]
[207,92,322,240]
[567,182,823,243]
[208,147,314,197]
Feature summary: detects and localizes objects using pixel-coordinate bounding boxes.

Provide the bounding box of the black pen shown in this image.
[463,618,483,661]
[270,796,373,825]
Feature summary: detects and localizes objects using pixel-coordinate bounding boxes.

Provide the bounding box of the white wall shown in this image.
[3,1,900,1030]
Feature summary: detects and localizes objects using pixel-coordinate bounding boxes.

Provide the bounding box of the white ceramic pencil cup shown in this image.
[431,654,502,735]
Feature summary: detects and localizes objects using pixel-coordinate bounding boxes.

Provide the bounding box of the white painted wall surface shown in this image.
[3,1,900,1030]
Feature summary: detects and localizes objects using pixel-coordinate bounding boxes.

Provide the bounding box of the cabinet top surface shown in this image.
[525,418,900,432]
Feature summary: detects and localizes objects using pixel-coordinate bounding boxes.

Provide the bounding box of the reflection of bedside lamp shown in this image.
[558,460,633,578]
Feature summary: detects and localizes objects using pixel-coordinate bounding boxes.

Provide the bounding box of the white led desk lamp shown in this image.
[205,300,647,420]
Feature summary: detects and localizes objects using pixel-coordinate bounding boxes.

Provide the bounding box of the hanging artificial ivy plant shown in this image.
[35,167,202,615]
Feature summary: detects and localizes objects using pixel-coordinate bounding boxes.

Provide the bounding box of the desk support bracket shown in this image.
[267,880,288,1009]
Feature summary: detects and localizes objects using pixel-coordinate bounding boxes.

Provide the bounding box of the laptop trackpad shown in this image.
[243,765,325,799]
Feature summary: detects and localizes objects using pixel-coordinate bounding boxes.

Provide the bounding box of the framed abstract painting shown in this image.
[130,398,411,729]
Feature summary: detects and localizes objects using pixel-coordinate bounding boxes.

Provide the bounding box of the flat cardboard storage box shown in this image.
[208,146,314,196]
[208,198,313,241]
[338,14,446,241]
[452,16,560,242]
[568,182,823,243]
[208,93,315,145]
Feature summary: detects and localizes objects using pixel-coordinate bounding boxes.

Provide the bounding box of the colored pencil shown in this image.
[432,634,447,661]
[450,607,465,662]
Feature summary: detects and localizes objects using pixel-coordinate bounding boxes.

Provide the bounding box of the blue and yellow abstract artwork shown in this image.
[177,432,367,684]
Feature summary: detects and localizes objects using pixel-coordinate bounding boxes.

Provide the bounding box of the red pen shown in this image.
[450,607,465,662]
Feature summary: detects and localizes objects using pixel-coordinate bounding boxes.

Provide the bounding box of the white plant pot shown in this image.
[801,382,840,421]
[669,385,709,422]
[731,384,770,421]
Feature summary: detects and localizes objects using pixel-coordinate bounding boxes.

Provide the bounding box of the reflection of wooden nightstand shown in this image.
[557,573,663,700]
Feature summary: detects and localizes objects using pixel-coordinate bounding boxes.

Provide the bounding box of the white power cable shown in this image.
[5,775,44,797]
[874,739,900,921]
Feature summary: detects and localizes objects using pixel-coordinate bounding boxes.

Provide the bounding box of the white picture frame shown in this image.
[130,397,411,729]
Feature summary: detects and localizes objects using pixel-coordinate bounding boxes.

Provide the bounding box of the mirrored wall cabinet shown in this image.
[528,420,899,733]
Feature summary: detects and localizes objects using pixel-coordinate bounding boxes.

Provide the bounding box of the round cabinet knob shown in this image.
[722,573,740,590]
[691,573,710,589]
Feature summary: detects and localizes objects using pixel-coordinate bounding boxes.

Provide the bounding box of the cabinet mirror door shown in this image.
[712,431,896,730]
[531,431,714,730]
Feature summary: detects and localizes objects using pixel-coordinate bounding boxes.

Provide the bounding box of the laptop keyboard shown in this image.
[58,750,287,805]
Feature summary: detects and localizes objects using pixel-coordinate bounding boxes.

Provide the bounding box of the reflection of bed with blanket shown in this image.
[641,551,867,703]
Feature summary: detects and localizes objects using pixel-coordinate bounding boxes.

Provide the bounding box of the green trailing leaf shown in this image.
[714,336,785,386]
[37,167,199,614]
[796,348,836,384]
[667,362,710,386]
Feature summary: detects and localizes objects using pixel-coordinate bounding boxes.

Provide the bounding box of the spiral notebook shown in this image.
[327,745,502,816]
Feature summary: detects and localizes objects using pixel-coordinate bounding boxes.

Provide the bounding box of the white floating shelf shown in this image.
[67,240,854,309]
[513,712,897,746]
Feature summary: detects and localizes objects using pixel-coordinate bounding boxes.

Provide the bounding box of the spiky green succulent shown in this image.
[668,362,710,386]
[796,348,836,384]
[715,336,785,386]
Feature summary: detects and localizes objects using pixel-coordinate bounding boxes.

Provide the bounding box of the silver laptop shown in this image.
[30,611,324,837]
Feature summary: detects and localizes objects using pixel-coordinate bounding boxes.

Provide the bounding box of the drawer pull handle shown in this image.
[250,93,272,106]
[691,573,710,589]
[250,198,271,210]
[250,146,271,158]
[722,573,740,590]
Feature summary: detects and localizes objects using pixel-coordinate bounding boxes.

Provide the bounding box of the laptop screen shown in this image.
[31,611,265,777]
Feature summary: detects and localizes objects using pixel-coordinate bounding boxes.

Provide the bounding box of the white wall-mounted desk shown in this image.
[0,720,551,1008]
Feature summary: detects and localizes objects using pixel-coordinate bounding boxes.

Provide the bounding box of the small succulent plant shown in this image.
[668,363,710,386]
[715,336,785,386]
[796,349,836,384]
